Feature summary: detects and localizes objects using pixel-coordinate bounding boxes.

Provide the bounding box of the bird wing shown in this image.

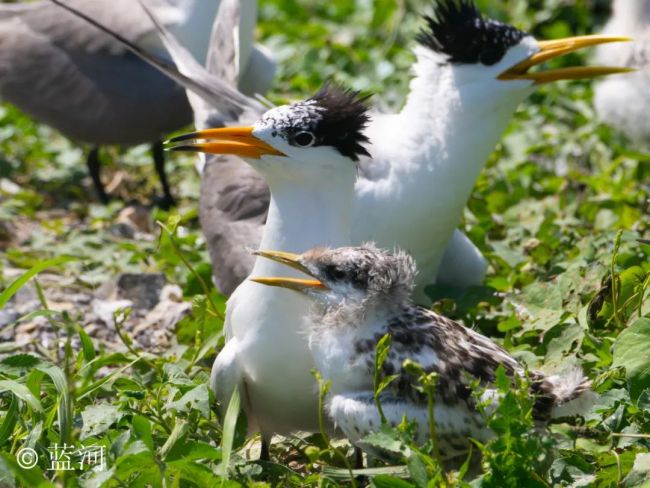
[206,0,240,86]
[376,308,520,409]
[383,308,588,421]
[210,335,243,415]
[200,155,269,296]
[52,0,271,294]
[7,0,177,56]
[0,1,193,144]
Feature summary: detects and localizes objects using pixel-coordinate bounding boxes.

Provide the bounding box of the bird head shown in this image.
[168,83,371,183]
[414,0,632,97]
[250,244,417,314]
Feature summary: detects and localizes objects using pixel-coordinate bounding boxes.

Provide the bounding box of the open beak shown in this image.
[166,126,285,159]
[498,35,634,84]
[250,250,327,292]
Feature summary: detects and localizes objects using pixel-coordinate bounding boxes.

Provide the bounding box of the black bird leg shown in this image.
[354,446,364,469]
[260,438,270,461]
[87,146,110,203]
[152,141,175,210]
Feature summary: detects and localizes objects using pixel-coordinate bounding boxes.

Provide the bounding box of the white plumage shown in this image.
[595,0,650,145]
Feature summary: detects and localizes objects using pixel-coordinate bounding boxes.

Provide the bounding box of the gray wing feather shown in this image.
[7,0,168,55]
[200,155,268,295]
[0,1,192,144]
[51,0,270,294]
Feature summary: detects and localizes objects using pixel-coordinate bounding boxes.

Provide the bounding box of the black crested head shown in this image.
[259,82,371,162]
[415,0,527,66]
[305,82,372,161]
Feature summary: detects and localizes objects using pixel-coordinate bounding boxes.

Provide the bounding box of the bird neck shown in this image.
[613,0,650,25]
[252,171,355,276]
[397,48,529,182]
[371,48,531,228]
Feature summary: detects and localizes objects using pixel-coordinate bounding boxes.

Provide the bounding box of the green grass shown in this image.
[0,0,649,486]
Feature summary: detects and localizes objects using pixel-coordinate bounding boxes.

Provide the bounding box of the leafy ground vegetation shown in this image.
[0,0,649,486]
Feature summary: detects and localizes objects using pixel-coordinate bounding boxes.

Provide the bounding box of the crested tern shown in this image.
[253,244,593,459]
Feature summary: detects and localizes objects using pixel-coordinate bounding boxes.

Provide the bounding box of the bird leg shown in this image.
[152,141,175,210]
[354,446,364,469]
[260,438,270,461]
[86,147,110,204]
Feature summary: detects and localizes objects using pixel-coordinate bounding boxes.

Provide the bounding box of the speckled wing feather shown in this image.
[358,307,571,421]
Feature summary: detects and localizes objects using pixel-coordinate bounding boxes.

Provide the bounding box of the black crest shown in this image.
[306,83,372,162]
[415,0,527,66]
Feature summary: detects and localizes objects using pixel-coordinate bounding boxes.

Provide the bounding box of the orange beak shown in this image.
[499,35,634,84]
[166,126,285,159]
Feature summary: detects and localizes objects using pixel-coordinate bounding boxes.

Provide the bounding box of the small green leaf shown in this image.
[80,404,122,440]
[167,384,210,418]
[370,475,415,488]
[131,415,153,452]
[0,396,18,445]
[613,318,650,401]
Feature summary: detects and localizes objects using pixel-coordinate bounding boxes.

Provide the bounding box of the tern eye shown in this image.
[292,131,316,147]
[325,266,346,281]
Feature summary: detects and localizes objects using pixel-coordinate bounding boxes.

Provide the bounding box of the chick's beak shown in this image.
[166,126,285,159]
[250,250,327,292]
[250,277,326,292]
[499,35,634,84]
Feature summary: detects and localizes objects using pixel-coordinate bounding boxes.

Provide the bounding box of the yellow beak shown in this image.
[166,126,285,159]
[250,277,326,292]
[250,250,327,292]
[498,35,634,84]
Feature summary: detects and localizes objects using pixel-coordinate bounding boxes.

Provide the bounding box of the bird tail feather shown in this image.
[548,367,596,418]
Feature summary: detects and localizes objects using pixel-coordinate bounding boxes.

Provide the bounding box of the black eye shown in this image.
[325,265,346,281]
[292,131,316,147]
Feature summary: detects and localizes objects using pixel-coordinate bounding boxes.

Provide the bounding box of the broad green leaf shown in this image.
[160,419,190,461]
[613,318,650,401]
[363,427,406,456]
[131,415,153,452]
[80,404,122,440]
[370,475,415,488]
[167,384,210,418]
[624,453,650,488]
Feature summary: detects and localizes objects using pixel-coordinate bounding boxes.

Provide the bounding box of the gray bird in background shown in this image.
[0,0,274,208]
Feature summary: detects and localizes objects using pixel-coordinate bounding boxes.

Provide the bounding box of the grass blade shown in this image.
[219,389,241,480]
[0,256,76,309]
